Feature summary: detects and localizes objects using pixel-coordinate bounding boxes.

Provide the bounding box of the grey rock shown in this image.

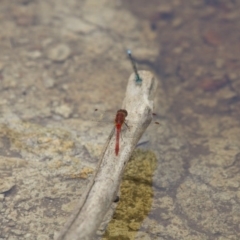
[26,50,42,59]
[0,194,4,201]
[0,178,15,193]
[47,44,71,62]
[65,17,96,34]
[54,104,73,118]
[42,72,55,88]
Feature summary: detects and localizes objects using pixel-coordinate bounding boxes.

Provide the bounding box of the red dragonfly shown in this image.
[114,109,128,156]
[93,108,159,156]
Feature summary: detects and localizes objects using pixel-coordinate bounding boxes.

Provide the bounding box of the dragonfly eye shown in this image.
[123,109,128,117]
[117,109,128,117]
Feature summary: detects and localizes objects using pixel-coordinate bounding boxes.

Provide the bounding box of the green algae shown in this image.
[103,149,157,240]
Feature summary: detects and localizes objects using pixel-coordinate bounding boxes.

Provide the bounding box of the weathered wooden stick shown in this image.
[56,70,157,240]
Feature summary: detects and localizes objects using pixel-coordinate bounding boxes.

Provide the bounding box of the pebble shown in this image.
[0,178,15,193]
[16,15,33,27]
[37,235,50,240]
[8,221,16,227]
[47,44,71,62]
[220,12,238,22]
[11,229,24,236]
[26,50,42,59]
[172,18,183,28]
[132,47,159,62]
[24,233,33,239]
[157,5,173,17]
[199,77,228,92]
[12,6,35,27]
[173,46,183,54]
[65,17,96,34]
[53,232,59,240]
[0,194,4,201]
[61,84,69,90]
[54,104,72,118]
[52,100,59,107]
[228,72,238,81]
[42,72,55,88]
[200,6,216,19]
[203,30,221,46]
[42,38,53,48]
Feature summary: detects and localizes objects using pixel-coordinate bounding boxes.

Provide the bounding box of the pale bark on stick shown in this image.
[56,71,157,240]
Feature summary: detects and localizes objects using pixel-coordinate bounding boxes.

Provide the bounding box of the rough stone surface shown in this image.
[0,0,240,239]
